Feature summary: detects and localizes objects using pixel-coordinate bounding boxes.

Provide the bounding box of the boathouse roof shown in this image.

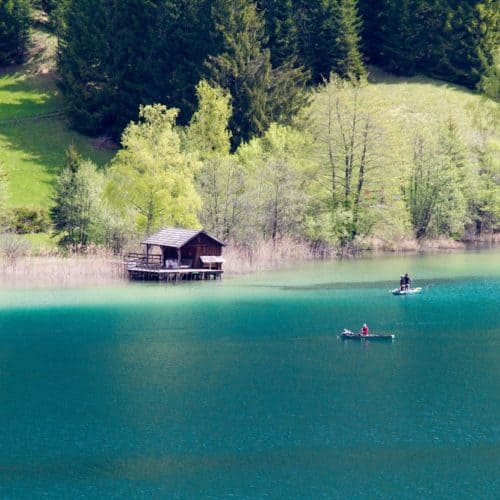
[141,227,225,249]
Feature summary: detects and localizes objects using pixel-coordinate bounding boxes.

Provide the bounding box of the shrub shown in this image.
[9,207,51,234]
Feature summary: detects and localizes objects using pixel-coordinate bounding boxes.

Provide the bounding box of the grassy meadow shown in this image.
[0,29,114,210]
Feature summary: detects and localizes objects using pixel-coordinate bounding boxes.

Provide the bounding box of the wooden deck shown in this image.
[125,253,223,282]
[127,266,223,282]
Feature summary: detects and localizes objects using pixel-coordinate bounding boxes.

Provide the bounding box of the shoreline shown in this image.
[0,239,498,289]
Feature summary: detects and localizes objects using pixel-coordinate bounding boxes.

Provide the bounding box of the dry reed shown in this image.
[223,237,326,274]
[0,254,126,288]
[1,235,496,288]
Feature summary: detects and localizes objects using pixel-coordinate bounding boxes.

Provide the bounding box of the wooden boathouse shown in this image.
[126,227,225,282]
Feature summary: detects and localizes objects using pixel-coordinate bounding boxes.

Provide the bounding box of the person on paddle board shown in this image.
[403,273,411,290]
[399,275,405,291]
[361,323,369,336]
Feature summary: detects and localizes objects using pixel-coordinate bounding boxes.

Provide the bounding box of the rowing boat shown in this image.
[392,287,422,295]
[339,331,395,341]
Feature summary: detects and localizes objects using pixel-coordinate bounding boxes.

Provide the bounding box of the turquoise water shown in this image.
[0,250,499,498]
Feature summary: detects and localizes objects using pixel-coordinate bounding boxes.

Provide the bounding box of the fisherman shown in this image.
[403,273,411,291]
[361,323,369,336]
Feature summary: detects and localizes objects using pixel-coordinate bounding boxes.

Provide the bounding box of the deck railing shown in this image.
[125,253,162,270]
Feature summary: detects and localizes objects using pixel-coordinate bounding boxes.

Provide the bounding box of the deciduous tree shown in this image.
[107,105,201,235]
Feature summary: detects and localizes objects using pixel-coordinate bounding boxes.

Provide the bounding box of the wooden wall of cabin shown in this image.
[182,234,223,268]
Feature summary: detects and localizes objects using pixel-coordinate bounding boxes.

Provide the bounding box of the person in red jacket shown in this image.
[361,323,369,336]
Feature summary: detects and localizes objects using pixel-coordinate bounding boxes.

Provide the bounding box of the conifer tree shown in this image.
[58,0,164,138]
[150,0,215,124]
[57,0,114,135]
[330,0,366,79]
[257,0,299,67]
[292,0,365,82]
[208,0,308,147]
[208,0,272,146]
[0,0,30,66]
[51,146,104,246]
[440,0,499,88]
[292,0,323,81]
[357,0,385,65]
[106,0,161,137]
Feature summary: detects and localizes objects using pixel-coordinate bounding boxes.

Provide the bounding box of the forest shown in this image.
[0,0,499,255]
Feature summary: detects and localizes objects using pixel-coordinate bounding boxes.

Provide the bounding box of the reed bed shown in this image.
[0,236,496,288]
[0,255,125,288]
[223,238,326,274]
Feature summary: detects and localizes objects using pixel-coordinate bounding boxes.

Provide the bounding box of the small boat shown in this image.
[339,330,395,341]
[391,287,422,295]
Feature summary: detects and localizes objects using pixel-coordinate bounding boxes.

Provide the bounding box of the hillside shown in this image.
[0,29,114,210]
[0,28,497,254]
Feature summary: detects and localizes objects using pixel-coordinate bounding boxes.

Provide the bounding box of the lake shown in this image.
[0,249,499,498]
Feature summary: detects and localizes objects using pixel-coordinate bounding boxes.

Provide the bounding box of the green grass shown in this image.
[365,66,489,145]
[21,232,60,252]
[0,30,114,209]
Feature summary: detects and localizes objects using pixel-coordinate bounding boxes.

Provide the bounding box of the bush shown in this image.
[9,207,51,234]
[0,233,30,259]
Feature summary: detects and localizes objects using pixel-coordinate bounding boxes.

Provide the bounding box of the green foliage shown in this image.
[151,0,216,124]
[208,0,308,147]
[107,104,201,235]
[480,47,500,101]
[208,0,273,147]
[0,0,30,66]
[468,100,500,235]
[306,77,400,245]
[360,0,499,88]
[315,0,366,80]
[58,0,162,138]
[10,207,51,234]
[331,0,366,79]
[57,0,115,136]
[51,146,105,246]
[405,122,469,240]
[0,158,8,229]
[258,0,299,67]
[436,0,499,88]
[289,0,365,82]
[186,81,244,239]
[238,123,313,241]
[185,80,232,157]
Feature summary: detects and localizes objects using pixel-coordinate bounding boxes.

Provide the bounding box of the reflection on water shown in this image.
[0,249,498,497]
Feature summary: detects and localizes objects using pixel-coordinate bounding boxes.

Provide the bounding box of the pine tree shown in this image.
[357,0,385,65]
[292,0,365,82]
[330,0,366,79]
[377,0,420,74]
[0,0,30,66]
[293,0,324,81]
[58,0,164,138]
[439,0,499,88]
[208,0,308,147]
[208,0,272,146]
[51,146,104,246]
[150,0,215,124]
[57,0,114,135]
[257,0,299,67]
[106,0,161,138]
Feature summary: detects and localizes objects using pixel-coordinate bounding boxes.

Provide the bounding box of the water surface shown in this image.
[0,250,499,498]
